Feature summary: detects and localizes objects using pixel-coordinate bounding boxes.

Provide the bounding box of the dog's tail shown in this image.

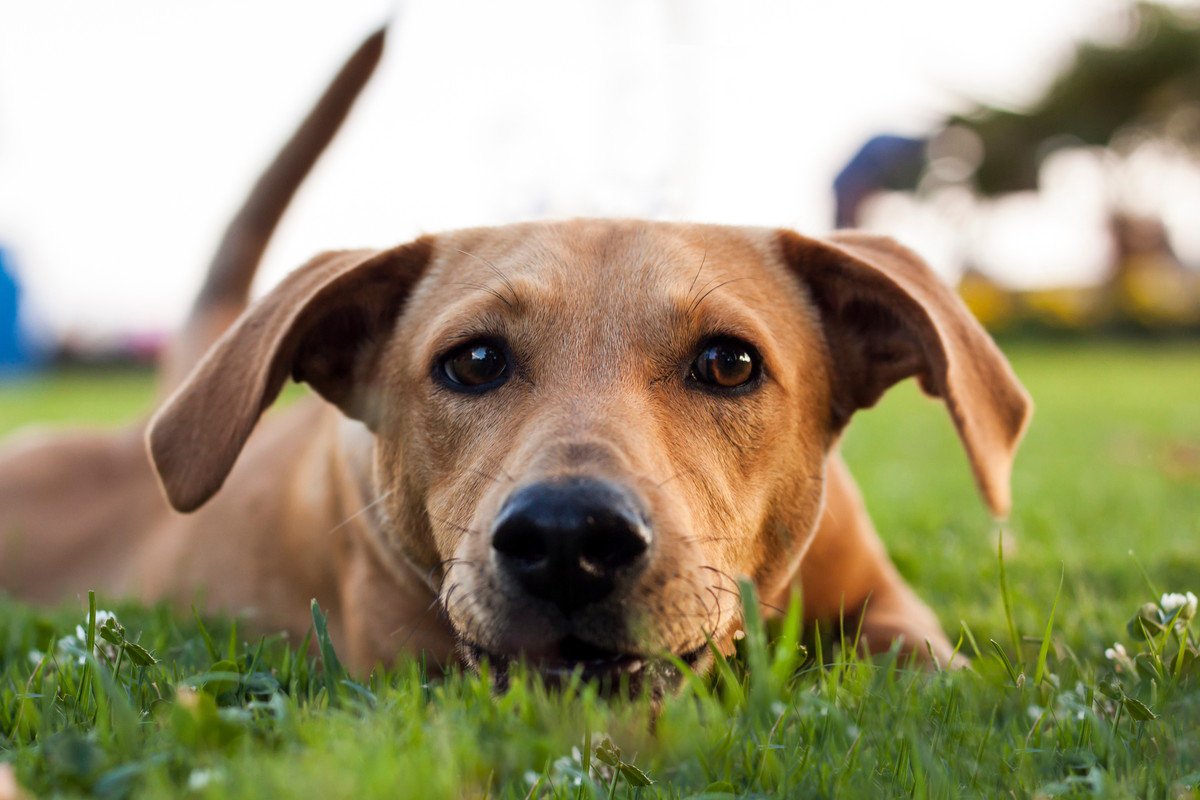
[162,27,387,391]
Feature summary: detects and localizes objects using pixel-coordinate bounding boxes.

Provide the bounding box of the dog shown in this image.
[0,28,1030,688]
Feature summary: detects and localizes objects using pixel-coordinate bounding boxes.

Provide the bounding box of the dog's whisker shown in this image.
[391,586,460,653]
[697,563,787,616]
[389,613,432,647]
[698,564,739,585]
[691,588,718,636]
[325,487,397,537]
[706,581,740,595]
[686,247,708,301]
[465,467,505,485]
[654,464,701,489]
[428,514,482,537]
[439,582,460,616]
[428,557,475,588]
[678,535,738,545]
[439,583,473,631]
[445,280,514,309]
[689,275,754,315]
[687,275,724,314]
[453,247,519,307]
[705,585,723,631]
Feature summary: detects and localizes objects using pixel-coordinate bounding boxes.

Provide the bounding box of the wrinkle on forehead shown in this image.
[432,219,769,290]
[414,221,786,361]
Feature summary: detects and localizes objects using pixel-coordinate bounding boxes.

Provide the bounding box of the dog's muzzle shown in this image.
[454,477,710,693]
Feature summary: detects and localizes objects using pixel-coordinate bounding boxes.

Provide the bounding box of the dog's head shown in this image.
[148,220,1029,688]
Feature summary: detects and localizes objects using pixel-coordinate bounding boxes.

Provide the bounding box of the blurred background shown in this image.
[1,0,1199,372]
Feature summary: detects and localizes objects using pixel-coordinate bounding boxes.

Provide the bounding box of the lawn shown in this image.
[1,342,1198,798]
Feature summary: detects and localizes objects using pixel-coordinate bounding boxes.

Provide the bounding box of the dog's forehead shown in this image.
[418,219,788,313]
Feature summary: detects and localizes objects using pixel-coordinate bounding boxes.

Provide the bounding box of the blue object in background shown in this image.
[833,134,928,228]
[0,247,40,374]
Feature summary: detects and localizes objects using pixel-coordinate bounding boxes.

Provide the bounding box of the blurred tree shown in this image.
[834,2,1200,222]
[952,1,1200,195]
[832,2,1200,334]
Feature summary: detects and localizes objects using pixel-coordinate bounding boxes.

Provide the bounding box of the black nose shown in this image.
[491,479,651,613]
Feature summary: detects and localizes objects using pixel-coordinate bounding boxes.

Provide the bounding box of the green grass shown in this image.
[0,367,158,434]
[1,342,1198,798]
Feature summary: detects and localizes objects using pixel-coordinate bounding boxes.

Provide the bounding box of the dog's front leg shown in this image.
[784,453,959,666]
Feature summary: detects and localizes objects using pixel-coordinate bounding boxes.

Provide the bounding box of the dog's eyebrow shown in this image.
[685,248,708,298]
[453,248,520,308]
[686,276,755,316]
[444,280,516,309]
[416,303,517,365]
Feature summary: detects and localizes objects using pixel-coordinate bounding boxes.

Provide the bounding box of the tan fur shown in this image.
[1,218,1029,673]
[0,32,1031,678]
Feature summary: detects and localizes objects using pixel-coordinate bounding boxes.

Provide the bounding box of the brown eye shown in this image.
[690,338,759,390]
[440,340,508,390]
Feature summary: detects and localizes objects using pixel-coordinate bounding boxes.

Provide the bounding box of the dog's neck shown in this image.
[331,417,420,585]
[329,415,458,666]
[333,417,434,591]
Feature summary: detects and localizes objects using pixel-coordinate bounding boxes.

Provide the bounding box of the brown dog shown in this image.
[0,30,1030,686]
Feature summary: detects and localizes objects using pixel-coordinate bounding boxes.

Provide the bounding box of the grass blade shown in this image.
[192,605,220,662]
[996,528,1024,673]
[989,639,1021,687]
[310,599,345,705]
[1033,565,1065,685]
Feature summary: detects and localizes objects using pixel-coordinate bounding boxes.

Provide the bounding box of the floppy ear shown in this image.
[777,230,1032,518]
[147,237,435,513]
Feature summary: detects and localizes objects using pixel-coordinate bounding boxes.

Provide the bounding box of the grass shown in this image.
[1,341,1198,798]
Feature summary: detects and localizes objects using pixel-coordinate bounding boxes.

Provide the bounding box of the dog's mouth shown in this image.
[460,635,708,692]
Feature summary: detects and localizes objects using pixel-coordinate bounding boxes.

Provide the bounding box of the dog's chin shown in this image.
[458,635,709,698]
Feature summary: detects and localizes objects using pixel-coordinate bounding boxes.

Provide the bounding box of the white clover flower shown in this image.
[56,609,122,663]
[1160,591,1197,621]
[27,649,45,666]
[1159,592,1197,634]
[187,768,223,791]
[1052,686,1090,722]
[1105,642,1133,673]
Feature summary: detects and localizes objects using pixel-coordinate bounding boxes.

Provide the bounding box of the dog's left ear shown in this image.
[777,230,1032,518]
[148,238,434,513]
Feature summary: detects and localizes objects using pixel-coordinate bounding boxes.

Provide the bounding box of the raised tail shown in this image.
[162,26,388,390]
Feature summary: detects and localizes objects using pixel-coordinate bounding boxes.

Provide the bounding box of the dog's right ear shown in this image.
[147,238,435,513]
[777,230,1031,518]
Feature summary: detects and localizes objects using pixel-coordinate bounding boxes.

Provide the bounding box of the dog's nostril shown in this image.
[490,479,651,613]
[579,520,647,571]
[492,525,548,565]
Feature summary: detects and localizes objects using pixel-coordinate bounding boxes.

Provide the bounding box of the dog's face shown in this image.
[375,222,831,680]
[148,220,1029,688]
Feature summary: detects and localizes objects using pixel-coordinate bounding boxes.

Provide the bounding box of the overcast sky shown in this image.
[2,0,1195,338]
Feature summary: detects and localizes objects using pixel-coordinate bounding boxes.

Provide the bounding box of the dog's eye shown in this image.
[440,340,508,390]
[690,337,760,390]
